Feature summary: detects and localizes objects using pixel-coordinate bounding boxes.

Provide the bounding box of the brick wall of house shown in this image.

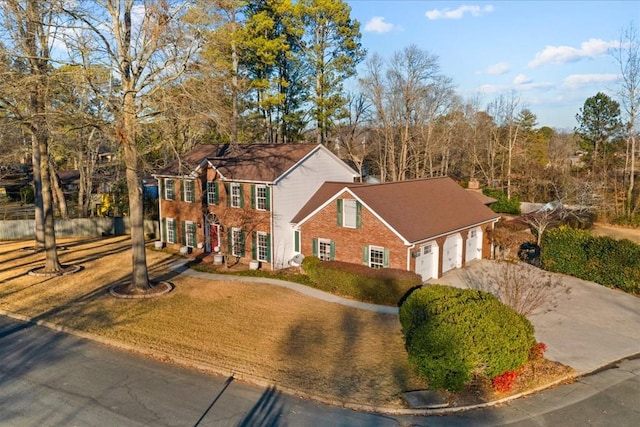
[159,171,272,267]
[299,192,409,269]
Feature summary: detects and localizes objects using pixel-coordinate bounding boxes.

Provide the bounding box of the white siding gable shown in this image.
[271,147,357,268]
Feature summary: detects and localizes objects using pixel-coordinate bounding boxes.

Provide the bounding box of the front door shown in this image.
[206,223,220,253]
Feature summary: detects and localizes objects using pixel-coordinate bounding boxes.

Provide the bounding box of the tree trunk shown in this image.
[32,133,44,248]
[123,92,149,291]
[37,120,61,272]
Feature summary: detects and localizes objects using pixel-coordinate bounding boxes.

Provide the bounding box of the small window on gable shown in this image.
[337,199,361,228]
[164,179,175,200]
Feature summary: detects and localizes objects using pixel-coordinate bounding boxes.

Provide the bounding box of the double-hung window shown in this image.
[369,246,385,268]
[183,180,195,203]
[362,245,389,268]
[337,199,361,228]
[231,227,244,257]
[231,183,242,208]
[164,179,175,200]
[254,185,268,211]
[207,181,218,205]
[313,238,335,261]
[255,231,270,262]
[166,218,176,244]
[184,221,196,248]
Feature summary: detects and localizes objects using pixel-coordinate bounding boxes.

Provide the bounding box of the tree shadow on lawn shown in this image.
[278,308,418,406]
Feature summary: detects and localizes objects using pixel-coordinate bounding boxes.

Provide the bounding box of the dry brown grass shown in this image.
[0,236,577,408]
[0,236,427,407]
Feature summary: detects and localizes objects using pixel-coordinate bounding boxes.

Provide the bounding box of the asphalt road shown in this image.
[1,314,638,426]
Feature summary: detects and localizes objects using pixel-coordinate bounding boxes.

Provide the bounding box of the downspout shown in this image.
[406,243,416,271]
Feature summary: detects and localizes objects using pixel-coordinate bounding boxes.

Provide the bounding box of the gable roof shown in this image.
[155,143,323,182]
[293,177,500,243]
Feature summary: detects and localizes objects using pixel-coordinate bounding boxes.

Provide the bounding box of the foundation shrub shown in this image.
[542,227,640,294]
[301,256,422,305]
[399,285,535,392]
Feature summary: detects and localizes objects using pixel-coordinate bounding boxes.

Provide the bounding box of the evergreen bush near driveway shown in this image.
[301,256,422,305]
[541,226,640,294]
[399,285,535,391]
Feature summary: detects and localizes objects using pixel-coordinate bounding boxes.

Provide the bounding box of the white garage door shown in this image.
[465,226,482,263]
[415,242,438,281]
[442,233,463,274]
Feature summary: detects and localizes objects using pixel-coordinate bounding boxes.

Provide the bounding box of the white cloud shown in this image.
[426,4,494,20]
[364,16,395,34]
[513,74,532,85]
[528,38,618,68]
[563,74,620,90]
[480,62,509,75]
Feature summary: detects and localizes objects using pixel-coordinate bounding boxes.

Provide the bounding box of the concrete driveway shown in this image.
[431,260,640,374]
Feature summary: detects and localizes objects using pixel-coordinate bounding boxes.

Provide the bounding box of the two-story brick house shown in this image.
[154,143,359,269]
[291,177,500,280]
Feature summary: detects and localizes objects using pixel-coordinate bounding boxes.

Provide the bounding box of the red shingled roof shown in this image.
[156,143,320,182]
[293,177,500,243]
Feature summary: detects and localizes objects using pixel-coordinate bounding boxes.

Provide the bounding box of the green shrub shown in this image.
[541,227,640,294]
[301,256,422,305]
[399,285,535,391]
[483,189,521,215]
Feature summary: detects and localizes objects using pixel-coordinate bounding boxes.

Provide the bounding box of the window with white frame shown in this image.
[183,180,195,203]
[318,238,333,261]
[231,183,242,208]
[256,231,269,262]
[422,244,432,255]
[185,221,196,247]
[369,246,385,268]
[255,185,267,210]
[343,199,357,228]
[164,179,175,200]
[469,229,477,238]
[231,227,244,257]
[207,181,218,205]
[166,218,176,244]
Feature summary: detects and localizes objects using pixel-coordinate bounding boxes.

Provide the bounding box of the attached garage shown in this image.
[415,241,439,280]
[465,226,482,263]
[442,233,463,274]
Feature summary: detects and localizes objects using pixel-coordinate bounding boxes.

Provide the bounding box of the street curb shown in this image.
[4,307,638,416]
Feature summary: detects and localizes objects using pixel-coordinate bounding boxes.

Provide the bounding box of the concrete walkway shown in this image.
[432,259,640,375]
[168,259,398,314]
[171,258,640,376]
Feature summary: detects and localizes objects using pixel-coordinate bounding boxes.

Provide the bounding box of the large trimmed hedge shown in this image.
[301,256,422,305]
[399,285,535,391]
[541,226,640,294]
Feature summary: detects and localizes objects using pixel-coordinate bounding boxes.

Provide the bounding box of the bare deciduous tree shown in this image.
[463,261,569,317]
[66,0,197,291]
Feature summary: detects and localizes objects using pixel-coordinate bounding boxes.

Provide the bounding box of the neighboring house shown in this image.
[291,177,501,280]
[154,143,359,269]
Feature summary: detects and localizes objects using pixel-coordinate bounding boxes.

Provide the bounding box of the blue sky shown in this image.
[347,0,639,131]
